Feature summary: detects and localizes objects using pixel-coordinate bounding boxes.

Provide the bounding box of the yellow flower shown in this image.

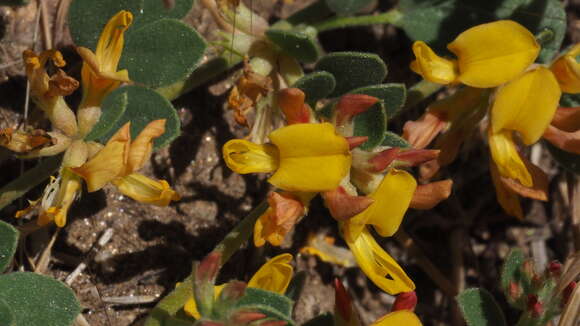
[345,169,417,241]
[411,20,539,88]
[184,253,293,319]
[371,310,423,326]
[489,66,561,187]
[550,43,580,94]
[342,226,415,295]
[223,123,351,192]
[76,10,133,108]
[37,170,82,227]
[72,120,180,206]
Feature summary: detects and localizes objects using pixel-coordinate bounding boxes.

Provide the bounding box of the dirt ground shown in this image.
[0,0,579,325]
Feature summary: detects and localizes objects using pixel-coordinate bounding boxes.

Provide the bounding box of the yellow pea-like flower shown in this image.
[77,11,133,108]
[223,123,351,192]
[345,169,416,241]
[411,20,540,88]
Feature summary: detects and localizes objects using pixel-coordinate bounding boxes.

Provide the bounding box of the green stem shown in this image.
[404,79,443,109]
[313,8,403,33]
[144,200,268,326]
[0,156,61,211]
[214,200,268,265]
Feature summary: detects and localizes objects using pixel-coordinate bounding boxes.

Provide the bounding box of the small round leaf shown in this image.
[0,221,18,273]
[457,288,507,326]
[0,272,81,326]
[315,52,387,97]
[0,299,14,326]
[84,91,128,141]
[292,71,336,104]
[120,19,206,88]
[99,86,181,149]
[68,0,193,49]
[266,27,320,63]
[353,102,387,150]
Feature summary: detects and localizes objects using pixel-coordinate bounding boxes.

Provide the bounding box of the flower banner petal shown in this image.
[269,123,351,192]
[448,20,539,88]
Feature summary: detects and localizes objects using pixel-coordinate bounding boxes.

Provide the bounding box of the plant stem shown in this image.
[214,200,268,265]
[313,8,403,33]
[144,200,268,326]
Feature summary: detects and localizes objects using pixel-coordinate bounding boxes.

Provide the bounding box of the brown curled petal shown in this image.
[543,125,580,154]
[500,159,548,201]
[551,107,580,132]
[410,179,453,210]
[269,191,304,229]
[490,162,524,219]
[322,186,374,221]
[403,111,447,149]
[46,69,79,97]
[335,94,379,126]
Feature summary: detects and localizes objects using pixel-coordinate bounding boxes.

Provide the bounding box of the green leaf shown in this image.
[119,19,206,88]
[0,221,18,273]
[457,288,507,326]
[292,71,336,104]
[349,83,406,118]
[235,288,293,318]
[353,102,387,150]
[547,142,580,175]
[398,0,566,63]
[382,131,411,148]
[325,0,374,15]
[99,86,180,149]
[302,313,334,326]
[315,52,387,97]
[84,90,128,141]
[68,0,193,49]
[266,27,320,63]
[0,156,62,211]
[0,272,81,326]
[500,249,525,291]
[0,298,15,326]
